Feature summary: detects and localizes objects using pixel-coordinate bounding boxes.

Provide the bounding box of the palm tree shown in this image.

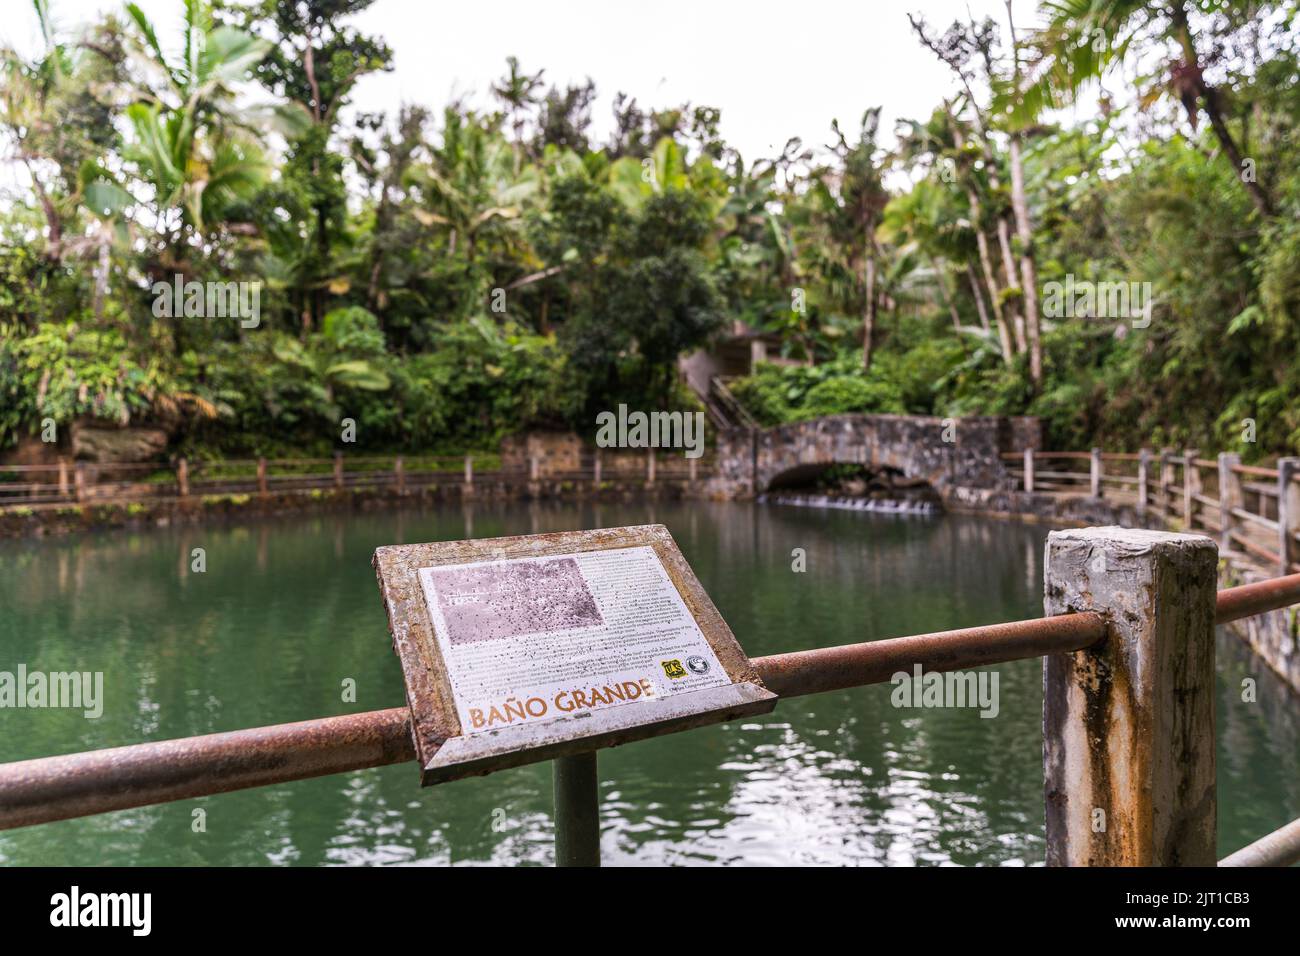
[895,108,1015,364]
[1021,0,1275,217]
[1,2,136,324]
[0,0,130,264]
[810,109,890,370]
[1000,0,1043,385]
[407,108,539,266]
[491,56,545,169]
[910,14,1036,376]
[605,136,690,209]
[0,0,67,259]
[879,179,975,340]
[123,0,277,247]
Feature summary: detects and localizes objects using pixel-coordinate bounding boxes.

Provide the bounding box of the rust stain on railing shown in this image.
[0,708,415,830]
[1,576,1298,844]
[751,613,1104,699]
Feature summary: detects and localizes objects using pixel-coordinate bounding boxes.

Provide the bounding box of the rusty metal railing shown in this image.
[3,573,1300,864]
[1219,816,1300,868]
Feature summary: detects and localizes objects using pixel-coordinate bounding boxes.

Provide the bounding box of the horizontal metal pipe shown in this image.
[0,614,1107,830]
[1219,816,1300,867]
[751,613,1106,699]
[0,708,414,831]
[6,572,1300,833]
[1214,572,1300,624]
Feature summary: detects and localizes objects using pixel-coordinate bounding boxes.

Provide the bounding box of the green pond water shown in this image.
[0,500,1296,866]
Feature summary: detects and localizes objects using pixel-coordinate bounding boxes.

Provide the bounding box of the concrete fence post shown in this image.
[57,458,69,499]
[689,455,698,485]
[176,458,189,498]
[1137,448,1151,514]
[74,462,86,502]
[257,457,268,497]
[1023,447,1035,493]
[395,456,405,494]
[1218,453,1241,554]
[593,449,602,486]
[529,455,539,482]
[646,448,656,487]
[1277,458,1299,575]
[463,455,473,488]
[1182,449,1197,531]
[333,452,344,490]
[1159,449,1174,519]
[1089,448,1102,498]
[1043,526,1217,866]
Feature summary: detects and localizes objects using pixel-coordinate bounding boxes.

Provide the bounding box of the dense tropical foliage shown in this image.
[1,0,1298,460]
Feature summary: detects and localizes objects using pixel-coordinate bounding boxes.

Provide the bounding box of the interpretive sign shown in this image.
[373,524,777,784]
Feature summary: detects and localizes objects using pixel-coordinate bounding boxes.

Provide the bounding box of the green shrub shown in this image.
[798,377,904,419]
[729,355,905,425]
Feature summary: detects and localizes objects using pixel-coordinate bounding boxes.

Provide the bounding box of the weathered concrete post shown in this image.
[463,454,473,487]
[1218,453,1241,554]
[1089,448,1102,498]
[592,449,602,486]
[1276,458,1299,575]
[1043,527,1217,866]
[646,448,656,487]
[1023,447,1035,493]
[333,452,344,490]
[57,458,69,499]
[74,462,86,502]
[176,458,189,498]
[1182,450,1198,531]
[689,454,697,485]
[1137,449,1151,514]
[394,456,405,494]
[257,457,268,497]
[1159,449,1174,518]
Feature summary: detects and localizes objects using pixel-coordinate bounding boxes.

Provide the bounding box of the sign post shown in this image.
[373,524,777,863]
[553,751,600,867]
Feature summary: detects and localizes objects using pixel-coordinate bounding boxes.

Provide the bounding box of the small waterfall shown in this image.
[758,492,942,516]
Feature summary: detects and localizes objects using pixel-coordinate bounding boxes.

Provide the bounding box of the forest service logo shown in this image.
[660,659,687,679]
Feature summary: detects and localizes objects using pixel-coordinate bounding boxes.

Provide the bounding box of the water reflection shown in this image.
[0,501,1295,865]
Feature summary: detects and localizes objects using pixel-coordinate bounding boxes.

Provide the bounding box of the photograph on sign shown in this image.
[373,525,776,784]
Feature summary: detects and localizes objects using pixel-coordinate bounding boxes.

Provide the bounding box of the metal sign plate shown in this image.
[373,524,777,784]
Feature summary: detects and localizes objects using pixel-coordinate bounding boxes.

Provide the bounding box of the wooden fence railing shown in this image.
[1005,448,1300,575]
[0,450,717,509]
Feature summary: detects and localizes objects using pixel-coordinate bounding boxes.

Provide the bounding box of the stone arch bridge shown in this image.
[710,414,1039,502]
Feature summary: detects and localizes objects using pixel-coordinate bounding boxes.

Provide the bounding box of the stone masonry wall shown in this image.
[709,414,1023,499]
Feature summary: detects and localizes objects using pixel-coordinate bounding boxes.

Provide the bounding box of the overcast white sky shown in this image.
[7,0,1095,163]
